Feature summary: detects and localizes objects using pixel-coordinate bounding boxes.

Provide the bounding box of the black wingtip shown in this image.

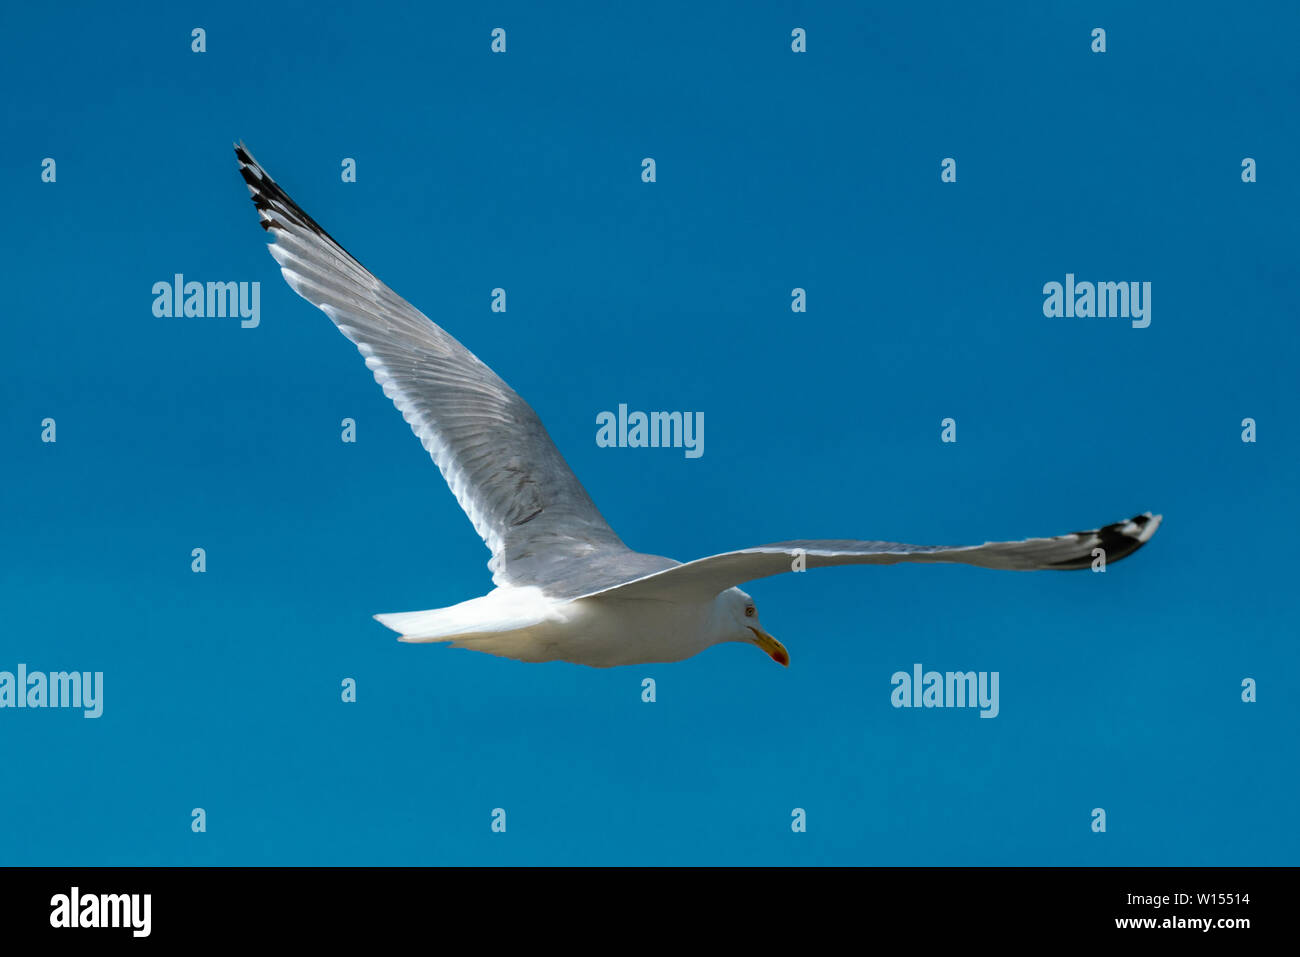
[1049,512,1162,570]
[233,141,257,170]
[232,142,356,256]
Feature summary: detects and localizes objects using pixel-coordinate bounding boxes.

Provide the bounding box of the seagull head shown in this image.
[719,587,788,667]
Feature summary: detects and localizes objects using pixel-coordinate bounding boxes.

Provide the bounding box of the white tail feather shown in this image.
[374,586,562,642]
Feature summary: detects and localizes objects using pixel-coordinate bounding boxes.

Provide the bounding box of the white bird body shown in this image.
[379,589,734,667]
[235,143,1162,669]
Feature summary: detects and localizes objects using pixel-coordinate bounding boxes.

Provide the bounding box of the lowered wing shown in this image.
[580,513,1162,602]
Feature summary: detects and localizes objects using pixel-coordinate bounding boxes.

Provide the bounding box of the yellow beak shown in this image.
[749,626,789,667]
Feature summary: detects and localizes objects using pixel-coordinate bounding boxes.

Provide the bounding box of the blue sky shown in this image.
[1,1,1296,864]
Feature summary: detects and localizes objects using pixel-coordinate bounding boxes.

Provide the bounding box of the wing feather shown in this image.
[580,513,1162,601]
[235,143,627,587]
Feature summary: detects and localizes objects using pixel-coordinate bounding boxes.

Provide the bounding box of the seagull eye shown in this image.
[745,607,755,617]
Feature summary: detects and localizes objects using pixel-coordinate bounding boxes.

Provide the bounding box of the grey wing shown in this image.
[235,143,627,587]
[580,513,1162,602]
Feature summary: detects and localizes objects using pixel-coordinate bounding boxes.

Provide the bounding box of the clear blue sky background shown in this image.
[1,1,1296,865]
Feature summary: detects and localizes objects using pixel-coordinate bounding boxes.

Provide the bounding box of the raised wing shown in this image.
[581,513,1162,602]
[235,143,627,587]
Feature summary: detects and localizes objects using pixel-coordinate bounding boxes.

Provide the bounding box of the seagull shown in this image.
[235,143,1162,668]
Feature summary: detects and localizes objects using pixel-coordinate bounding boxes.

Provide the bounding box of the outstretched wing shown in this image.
[235,143,627,587]
[580,513,1162,602]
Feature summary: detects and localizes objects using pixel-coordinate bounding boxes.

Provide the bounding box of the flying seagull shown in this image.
[235,143,1161,668]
